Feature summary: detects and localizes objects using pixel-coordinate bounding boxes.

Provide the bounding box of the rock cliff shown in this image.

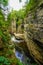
[24,1,43,65]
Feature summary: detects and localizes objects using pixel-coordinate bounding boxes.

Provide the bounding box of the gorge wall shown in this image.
[24,1,43,65]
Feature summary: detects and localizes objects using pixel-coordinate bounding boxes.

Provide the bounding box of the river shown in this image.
[11,34,38,65]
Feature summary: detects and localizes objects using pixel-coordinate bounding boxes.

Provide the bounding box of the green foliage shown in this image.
[10,57,23,65]
[0,56,11,65]
[0,11,10,44]
[16,20,21,26]
[0,7,24,65]
[0,0,11,56]
[9,9,25,31]
[16,9,25,19]
[9,10,17,21]
[0,0,8,6]
[32,63,38,65]
[0,0,40,65]
[25,0,41,15]
[10,9,25,20]
[0,56,23,65]
[6,50,13,56]
[17,61,23,65]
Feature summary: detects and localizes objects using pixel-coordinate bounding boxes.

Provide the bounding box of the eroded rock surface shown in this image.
[24,1,43,65]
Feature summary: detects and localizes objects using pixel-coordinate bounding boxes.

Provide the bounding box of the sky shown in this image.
[8,0,27,11]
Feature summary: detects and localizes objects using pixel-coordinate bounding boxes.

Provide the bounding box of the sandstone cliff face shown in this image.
[24,2,43,65]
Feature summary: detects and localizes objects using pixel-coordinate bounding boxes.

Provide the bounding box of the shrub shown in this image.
[0,56,11,65]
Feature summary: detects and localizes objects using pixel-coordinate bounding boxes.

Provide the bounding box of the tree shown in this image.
[0,0,8,6]
[25,0,41,16]
[0,0,10,54]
